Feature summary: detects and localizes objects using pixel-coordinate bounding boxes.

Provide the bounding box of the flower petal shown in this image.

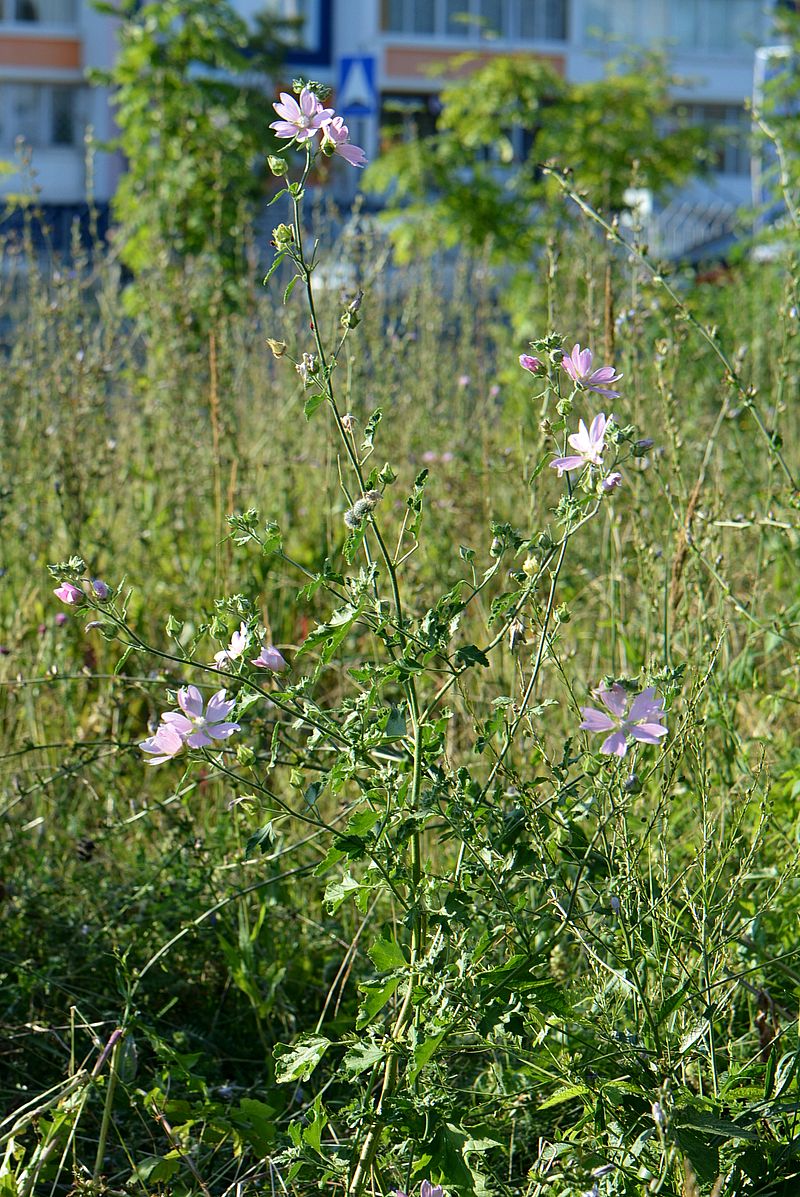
[630,722,668,744]
[550,455,586,475]
[600,730,628,756]
[598,684,627,717]
[207,721,240,740]
[178,686,204,718]
[579,706,616,732]
[187,730,213,748]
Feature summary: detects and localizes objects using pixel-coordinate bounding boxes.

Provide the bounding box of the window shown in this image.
[10,0,77,22]
[383,0,568,40]
[585,0,764,50]
[0,83,80,147]
[685,103,750,174]
[380,92,441,141]
[240,0,320,50]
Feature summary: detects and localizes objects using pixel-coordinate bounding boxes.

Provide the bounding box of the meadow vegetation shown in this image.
[0,46,799,1197]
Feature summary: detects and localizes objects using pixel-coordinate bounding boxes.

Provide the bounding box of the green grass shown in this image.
[0,205,799,1197]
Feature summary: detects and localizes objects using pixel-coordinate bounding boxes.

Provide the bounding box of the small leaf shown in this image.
[368,937,407,973]
[342,1039,385,1077]
[273,1034,331,1084]
[356,977,400,1029]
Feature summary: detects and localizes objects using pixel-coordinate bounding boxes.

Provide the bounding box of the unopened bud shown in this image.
[522,555,540,578]
[633,438,654,457]
[272,223,294,249]
[91,579,110,601]
[268,154,289,177]
[266,338,287,358]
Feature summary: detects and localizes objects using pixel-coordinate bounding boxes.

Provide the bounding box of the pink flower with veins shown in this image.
[251,645,288,672]
[161,686,240,748]
[601,471,623,492]
[579,684,668,757]
[54,582,83,605]
[270,88,334,143]
[550,413,609,477]
[139,722,186,766]
[214,621,249,668]
[561,343,622,397]
[321,116,368,167]
[519,353,543,375]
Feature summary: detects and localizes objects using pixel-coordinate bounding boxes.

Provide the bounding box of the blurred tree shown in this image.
[755,8,800,227]
[91,0,293,299]
[366,52,708,262]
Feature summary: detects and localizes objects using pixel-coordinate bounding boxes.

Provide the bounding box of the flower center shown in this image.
[297,114,312,128]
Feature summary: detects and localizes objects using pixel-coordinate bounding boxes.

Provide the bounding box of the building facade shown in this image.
[0,0,786,232]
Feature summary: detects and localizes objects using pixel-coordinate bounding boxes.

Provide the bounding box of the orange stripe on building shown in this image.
[385,45,565,83]
[0,36,81,69]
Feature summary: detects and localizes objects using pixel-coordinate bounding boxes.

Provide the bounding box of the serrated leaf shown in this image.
[324,873,361,912]
[368,937,407,973]
[342,1039,385,1077]
[356,977,400,1029]
[304,390,326,418]
[538,1084,591,1110]
[273,1034,330,1084]
[456,643,491,669]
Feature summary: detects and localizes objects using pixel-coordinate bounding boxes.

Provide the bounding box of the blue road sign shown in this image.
[337,55,378,118]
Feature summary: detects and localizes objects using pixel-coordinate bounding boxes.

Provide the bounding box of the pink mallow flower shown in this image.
[321,116,368,167]
[270,88,334,143]
[251,645,288,672]
[550,413,609,477]
[579,684,668,757]
[519,353,543,374]
[139,721,186,767]
[601,471,623,492]
[214,621,249,668]
[561,344,622,398]
[393,1185,444,1197]
[54,582,83,605]
[161,686,240,748]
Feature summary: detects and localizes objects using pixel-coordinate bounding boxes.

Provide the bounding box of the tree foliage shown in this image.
[91,0,291,282]
[366,52,708,261]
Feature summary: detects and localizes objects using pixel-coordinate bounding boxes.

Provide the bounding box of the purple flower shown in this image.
[321,116,368,167]
[579,684,668,757]
[519,353,543,375]
[561,344,622,398]
[54,582,83,606]
[139,721,186,766]
[420,1184,444,1197]
[550,413,609,477]
[270,88,334,143]
[161,686,240,748]
[251,645,288,672]
[214,621,249,668]
[92,579,110,600]
[458,374,471,387]
[601,471,623,492]
[55,612,68,627]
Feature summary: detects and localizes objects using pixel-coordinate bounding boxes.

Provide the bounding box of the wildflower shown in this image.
[320,116,368,167]
[161,686,240,748]
[296,352,317,385]
[579,684,668,757]
[341,412,356,431]
[55,612,68,627]
[139,721,186,766]
[601,471,623,492]
[54,582,83,606]
[633,437,654,457]
[251,645,288,672]
[458,374,471,388]
[92,579,110,600]
[561,343,622,398]
[270,88,334,143]
[550,413,609,477]
[519,353,543,374]
[214,621,249,668]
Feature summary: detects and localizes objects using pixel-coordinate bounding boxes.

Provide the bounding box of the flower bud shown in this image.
[266,338,287,358]
[633,438,654,457]
[519,353,543,375]
[522,555,539,577]
[489,536,503,557]
[268,154,289,177]
[92,579,110,601]
[272,223,294,250]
